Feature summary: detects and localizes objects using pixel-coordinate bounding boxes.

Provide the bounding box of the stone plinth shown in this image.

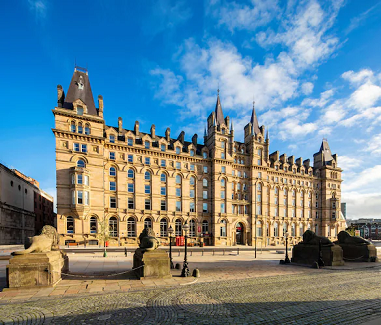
[6,251,68,289]
[336,243,378,262]
[133,249,171,279]
[291,244,344,266]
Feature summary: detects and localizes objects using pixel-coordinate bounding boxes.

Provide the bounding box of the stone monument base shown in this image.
[291,244,344,266]
[337,244,378,262]
[133,249,171,279]
[6,251,68,289]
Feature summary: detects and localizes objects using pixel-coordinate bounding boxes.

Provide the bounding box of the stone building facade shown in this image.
[53,67,346,247]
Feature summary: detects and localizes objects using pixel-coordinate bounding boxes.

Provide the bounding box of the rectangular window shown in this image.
[221,191,225,199]
[81,144,87,153]
[190,202,195,212]
[72,191,75,205]
[110,152,115,160]
[128,155,133,163]
[283,208,287,217]
[128,198,134,209]
[128,183,134,193]
[110,181,116,191]
[145,199,151,210]
[244,205,248,214]
[275,207,278,216]
[176,162,181,169]
[145,185,151,194]
[315,202,318,208]
[161,187,166,195]
[110,197,116,208]
[84,175,89,186]
[74,143,80,152]
[77,174,83,185]
[203,203,208,212]
[85,191,89,205]
[176,188,181,197]
[161,144,166,152]
[332,211,336,219]
[161,159,166,167]
[127,138,133,146]
[221,152,225,159]
[275,197,278,205]
[232,205,235,214]
[221,166,226,173]
[221,203,225,213]
[238,171,242,177]
[232,170,235,176]
[161,200,166,211]
[284,198,287,205]
[203,190,208,199]
[256,205,261,215]
[145,141,150,149]
[110,135,115,143]
[176,201,181,212]
[190,189,195,198]
[145,157,150,165]
[190,164,195,171]
[257,159,261,166]
[316,211,319,219]
[203,166,208,173]
[77,191,83,204]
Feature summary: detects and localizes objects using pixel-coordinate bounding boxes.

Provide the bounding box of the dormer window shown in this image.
[241,148,244,154]
[110,135,115,143]
[77,106,84,116]
[203,152,207,159]
[176,147,181,154]
[190,149,195,157]
[145,141,150,149]
[161,144,166,152]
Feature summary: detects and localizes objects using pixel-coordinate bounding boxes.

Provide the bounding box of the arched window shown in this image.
[160,173,166,182]
[90,217,97,234]
[256,220,262,237]
[221,179,226,187]
[127,217,136,237]
[109,217,118,237]
[291,223,295,236]
[202,220,208,234]
[189,219,196,237]
[176,175,181,184]
[71,121,76,133]
[128,169,134,178]
[67,216,74,234]
[220,220,227,237]
[145,171,151,180]
[110,167,116,176]
[78,122,83,134]
[175,219,182,236]
[203,179,208,187]
[283,223,288,236]
[85,123,90,135]
[299,224,304,236]
[144,218,152,229]
[160,218,168,237]
[274,222,279,237]
[190,176,195,185]
[257,183,261,191]
[77,160,85,168]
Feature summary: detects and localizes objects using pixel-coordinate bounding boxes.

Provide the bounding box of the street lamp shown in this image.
[284,232,290,264]
[168,225,174,269]
[181,221,190,277]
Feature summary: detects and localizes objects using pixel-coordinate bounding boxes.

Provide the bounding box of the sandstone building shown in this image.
[0,164,55,245]
[53,67,346,247]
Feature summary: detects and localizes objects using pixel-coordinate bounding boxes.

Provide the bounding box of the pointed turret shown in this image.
[63,66,97,115]
[319,139,333,162]
[215,90,225,126]
[313,138,336,169]
[250,101,261,135]
[230,119,234,131]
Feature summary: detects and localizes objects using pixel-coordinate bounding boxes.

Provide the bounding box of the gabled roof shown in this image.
[319,139,333,163]
[250,103,261,135]
[63,68,97,116]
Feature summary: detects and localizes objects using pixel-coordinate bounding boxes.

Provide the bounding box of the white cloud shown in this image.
[301,82,314,95]
[344,165,381,192]
[363,133,381,156]
[348,82,381,110]
[278,118,317,140]
[339,156,362,171]
[302,89,335,107]
[28,0,47,21]
[341,69,374,85]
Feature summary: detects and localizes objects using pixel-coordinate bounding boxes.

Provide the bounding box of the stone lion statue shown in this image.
[13,225,59,255]
[337,231,370,245]
[301,230,333,246]
[138,227,159,251]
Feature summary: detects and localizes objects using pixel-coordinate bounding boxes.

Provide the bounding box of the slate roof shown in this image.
[215,94,225,126]
[250,105,261,135]
[319,139,333,163]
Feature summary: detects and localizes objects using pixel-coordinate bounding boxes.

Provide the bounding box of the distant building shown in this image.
[348,219,381,239]
[53,67,346,247]
[341,202,346,219]
[0,164,55,245]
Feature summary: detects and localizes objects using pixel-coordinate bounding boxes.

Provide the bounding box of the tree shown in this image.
[96,218,111,257]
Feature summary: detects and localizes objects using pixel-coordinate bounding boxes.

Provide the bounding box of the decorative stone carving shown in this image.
[138,228,160,251]
[335,231,378,262]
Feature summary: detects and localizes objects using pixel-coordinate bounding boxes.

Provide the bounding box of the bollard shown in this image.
[202,250,204,256]
[192,268,200,277]
[175,263,181,269]
[237,247,239,255]
[178,250,180,257]
[124,247,127,257]
[190,250,192,256]
[213,249,215,256]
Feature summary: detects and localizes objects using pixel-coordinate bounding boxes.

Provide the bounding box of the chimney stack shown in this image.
[98,95,103,118]
[151,124,156,139]
[134,121,140,137]
[165,128,171,141]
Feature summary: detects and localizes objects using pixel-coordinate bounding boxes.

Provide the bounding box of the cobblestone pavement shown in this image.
[1,268,381,324]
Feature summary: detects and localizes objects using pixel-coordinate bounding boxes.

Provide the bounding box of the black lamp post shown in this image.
[168,225,174,269]
[284,232,290,264]
[181,221,190,277]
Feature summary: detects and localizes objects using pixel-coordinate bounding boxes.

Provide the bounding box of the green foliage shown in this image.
[96,219,111,255]
[345,227,356,236]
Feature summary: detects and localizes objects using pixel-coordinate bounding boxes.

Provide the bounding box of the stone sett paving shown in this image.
[1,268,381,324]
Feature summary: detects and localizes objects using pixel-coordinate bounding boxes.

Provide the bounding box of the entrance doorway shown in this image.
[236,223,244,245]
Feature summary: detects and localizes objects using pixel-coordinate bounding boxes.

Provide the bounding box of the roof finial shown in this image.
[217,81,220,96]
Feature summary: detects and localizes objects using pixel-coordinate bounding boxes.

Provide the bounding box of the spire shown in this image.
[319,138,333,163]
[63,66,97,115]
[266,128,269,141]
[250,100,261,135]
[215,89,225,126]
[230,119,234,131]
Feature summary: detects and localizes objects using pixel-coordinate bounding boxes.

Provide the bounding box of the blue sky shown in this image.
[1,0,380,219]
